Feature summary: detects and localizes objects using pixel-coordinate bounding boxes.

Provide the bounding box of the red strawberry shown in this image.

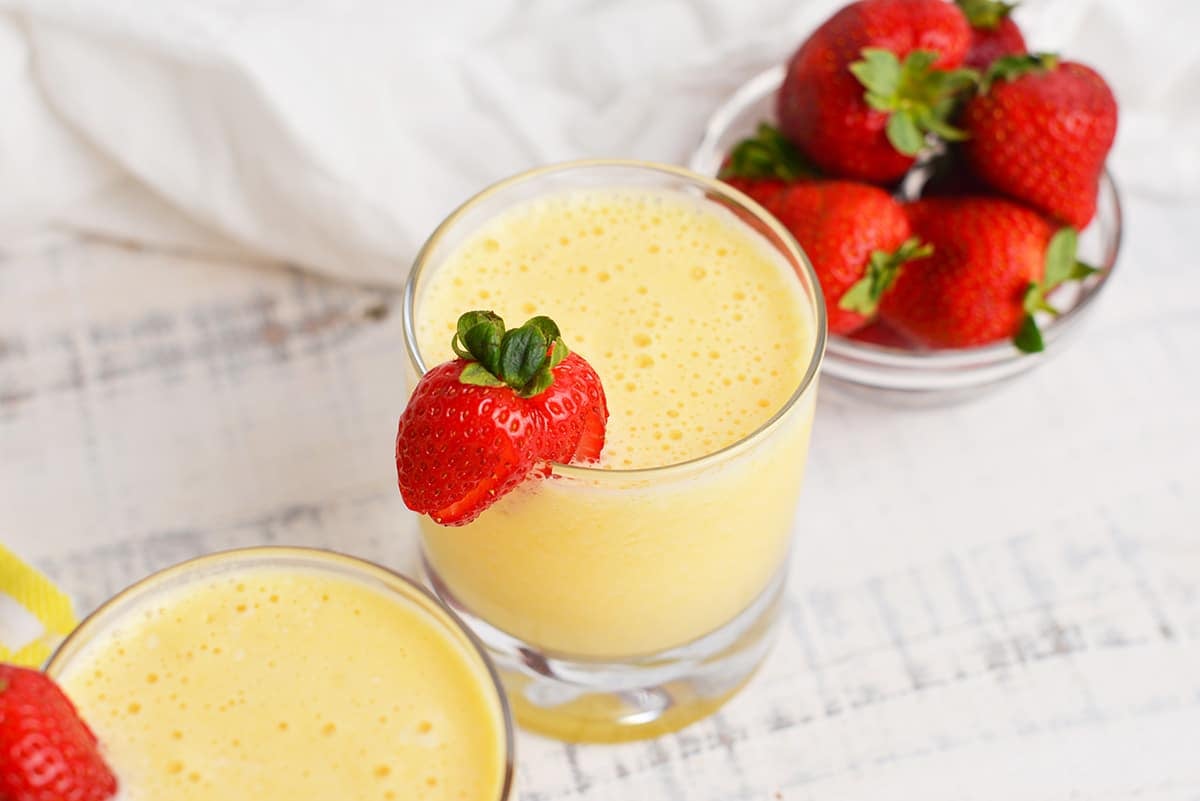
[957,0,1027,70]
[721,176,787,216]
[718,123,818,210]
[395,359,540,525]
[879,197,1094,351]
[963,54,1118,228]
[777,0,975,183]
[528,352,608,464]
[764,181,929,334]
[848,319,917,348]
[395,311,608,525]
[0,664,118,801]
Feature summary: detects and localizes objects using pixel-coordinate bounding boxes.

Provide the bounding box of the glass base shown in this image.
[423,557,785,743]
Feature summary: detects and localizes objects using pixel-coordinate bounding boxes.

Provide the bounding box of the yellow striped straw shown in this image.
[0,543,77,668]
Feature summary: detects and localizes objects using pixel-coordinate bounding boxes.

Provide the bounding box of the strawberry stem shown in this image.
[850,48,979,156]
[451,311,570,397]
[956,0,1018,30]
[839,237,933,317]
[979,52,1058,93]
[1014,312,1045,353]
[1012,226,1097,354]
[720,123,818,181]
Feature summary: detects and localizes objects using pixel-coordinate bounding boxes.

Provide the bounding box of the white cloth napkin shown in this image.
[0,0,1195,287]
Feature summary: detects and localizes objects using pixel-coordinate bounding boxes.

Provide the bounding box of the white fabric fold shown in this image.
[0,0,1195,286]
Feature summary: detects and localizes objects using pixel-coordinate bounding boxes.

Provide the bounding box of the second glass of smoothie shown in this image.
[403,161,825,742]
[47,548,514,800]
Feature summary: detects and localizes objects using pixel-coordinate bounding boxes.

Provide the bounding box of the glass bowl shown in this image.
[689,66,1123,405]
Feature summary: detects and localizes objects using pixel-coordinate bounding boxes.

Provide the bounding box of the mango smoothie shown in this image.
[411,178,821,661]
[46,549,512,801]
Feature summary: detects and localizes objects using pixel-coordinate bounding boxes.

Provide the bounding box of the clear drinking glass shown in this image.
[403,161,826,742]
[46,547,515,800]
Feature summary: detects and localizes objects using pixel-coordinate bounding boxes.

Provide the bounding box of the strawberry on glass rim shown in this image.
[0,663,118,801]
[395,310,608,526]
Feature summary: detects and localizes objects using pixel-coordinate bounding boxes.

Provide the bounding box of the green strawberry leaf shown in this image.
[923,115,971,142]
[927,67,982,96]
[838,279,875,315]
[852,48,980,156]
[523,314,570,370]
[721,123,818,181]
[956,0,1018,30]
[523,315,561,343]
[1022,282,1057,317]
[1043,227,1079,291]
[1014,228,1101,357]
[524,367,556,398]
[458,362,506,388]
[898,50,940,90]
[980,53,1059,94]
[499,325,549,391]
[839,237,932,316]
[452,310,570,396]
[456,310,503,343]
[887,112,925,156]
[453,310,505,374]
[547,338,569,370]
[850,48,902,105]
[1014,315,1045,353]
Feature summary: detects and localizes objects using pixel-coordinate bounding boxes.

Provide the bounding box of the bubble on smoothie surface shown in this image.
[415,187,812,468]
[55,570,506,801]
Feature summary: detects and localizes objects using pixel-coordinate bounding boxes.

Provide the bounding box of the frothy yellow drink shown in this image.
[414,187,818,658]
[417,189,809,466]
[50,553,508,801]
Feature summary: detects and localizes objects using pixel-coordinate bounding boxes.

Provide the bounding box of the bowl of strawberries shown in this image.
[690,0,1122,404]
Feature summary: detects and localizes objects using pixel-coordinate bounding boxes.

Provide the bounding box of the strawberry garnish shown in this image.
[396,311,608,525]
[527,352,608,465]
[963,53,1118,228]
[0,664,118,801]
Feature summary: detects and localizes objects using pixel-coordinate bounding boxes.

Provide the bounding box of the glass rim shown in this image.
[402,158,827,479]
[44,546,517,801]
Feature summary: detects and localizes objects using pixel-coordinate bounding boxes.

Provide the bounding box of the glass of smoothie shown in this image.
[403,161,826,742]
[45,547,514,801]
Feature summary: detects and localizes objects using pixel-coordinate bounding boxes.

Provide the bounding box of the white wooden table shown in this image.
[3,182,1199,798]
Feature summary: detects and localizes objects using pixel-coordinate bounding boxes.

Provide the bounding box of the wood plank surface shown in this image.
[2,208,1199,799]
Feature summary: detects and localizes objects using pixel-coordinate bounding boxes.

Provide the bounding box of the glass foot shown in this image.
[424,558,785,743]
